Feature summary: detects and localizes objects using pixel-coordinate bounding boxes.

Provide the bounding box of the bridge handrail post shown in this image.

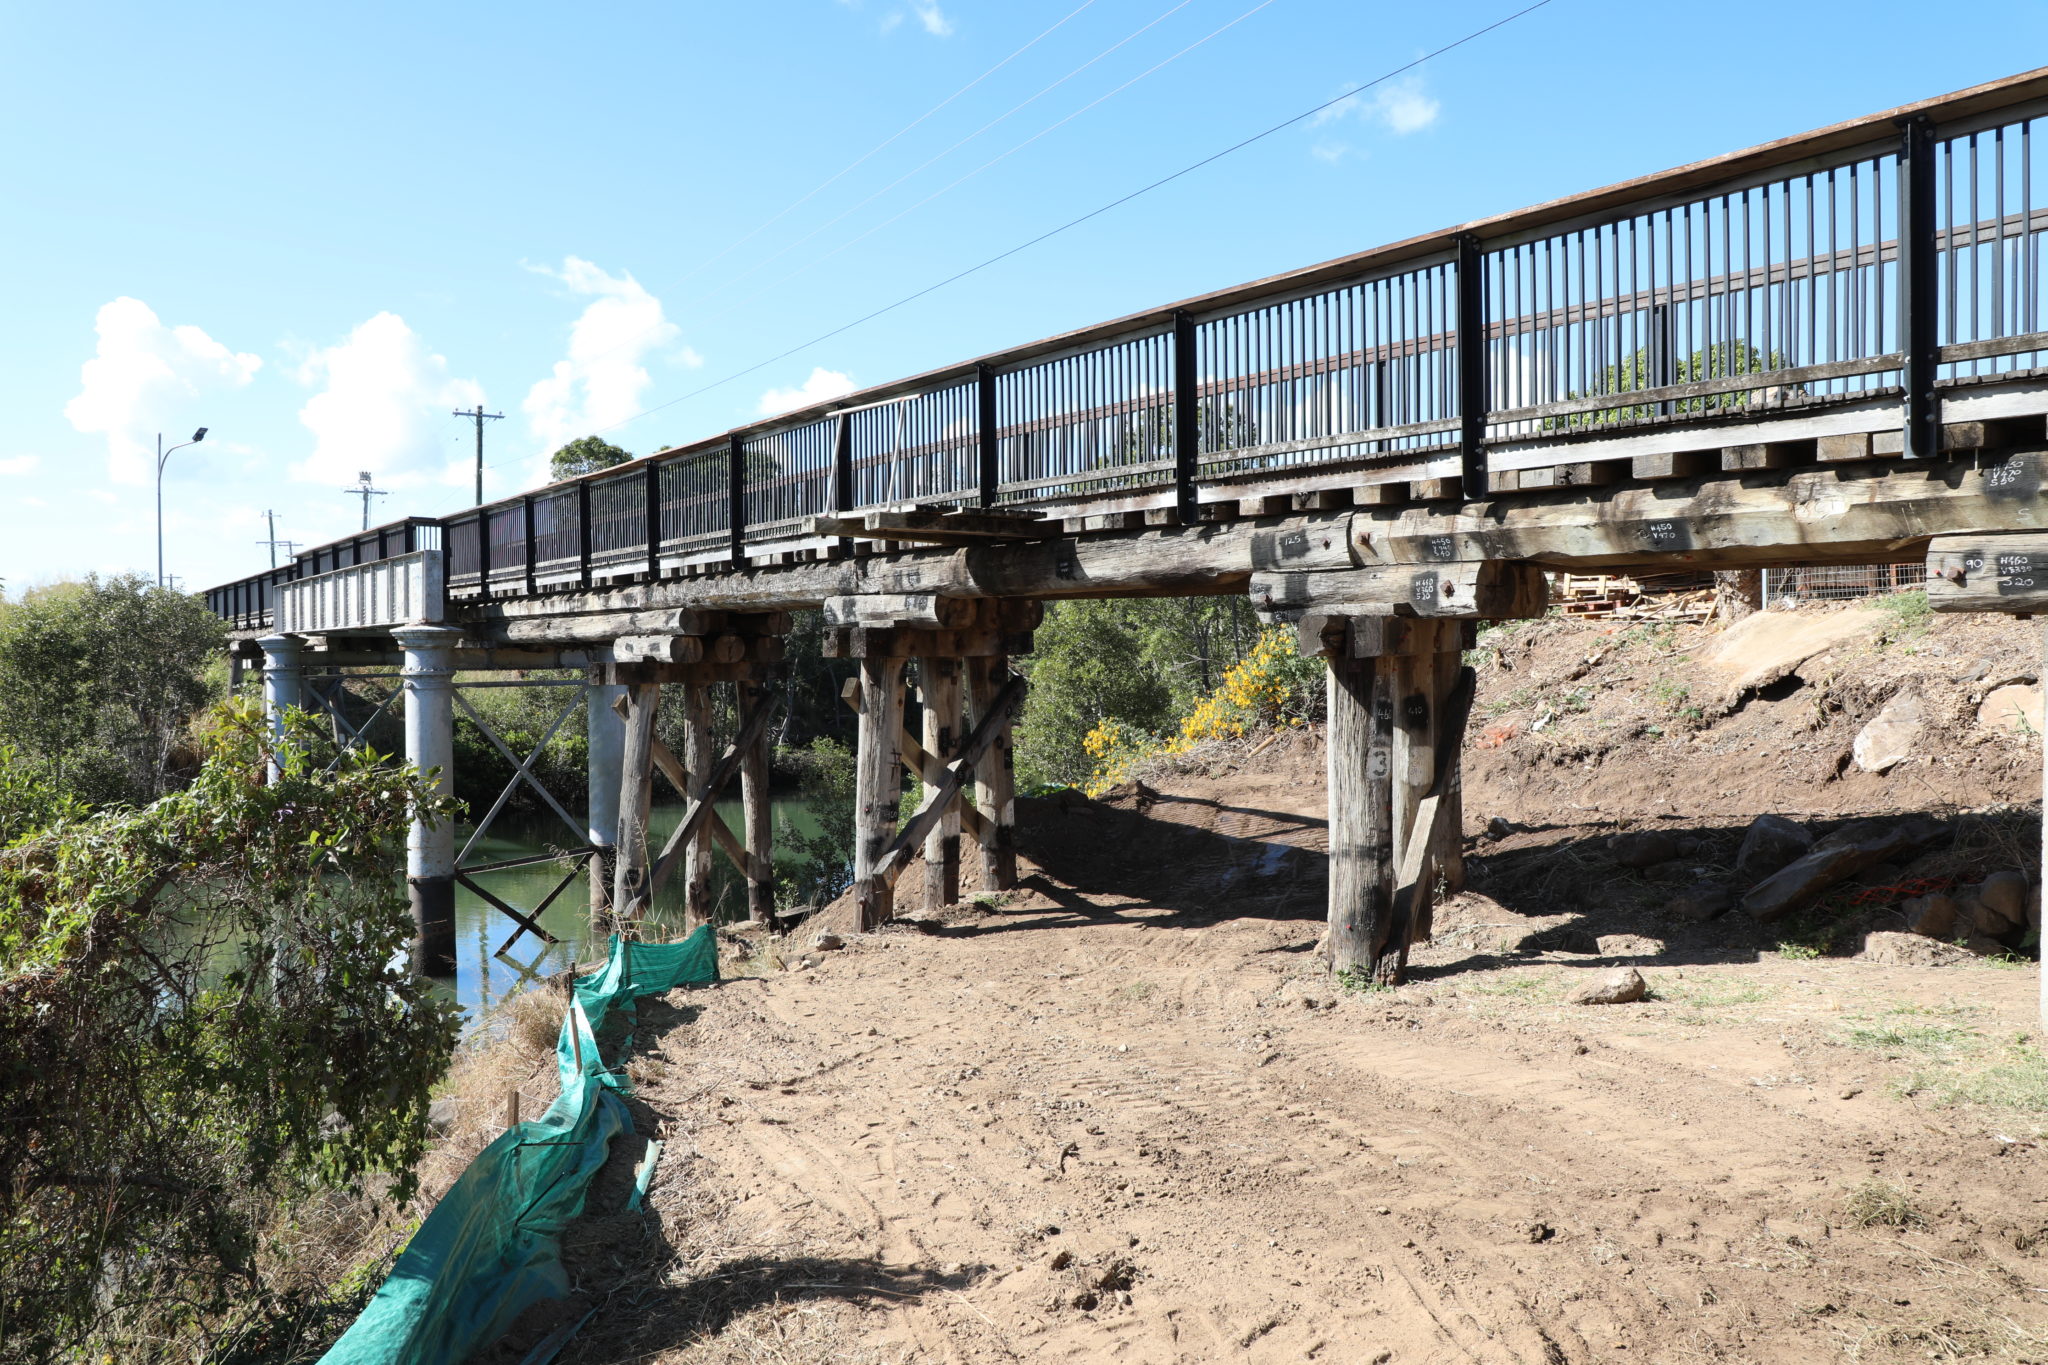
[1455,232,1489,502]
[1898,112,1940,459]
[729,433,747,569]
[477,508,492,600]
[523,495,537,596]
[644,460,661,582]
[1172,308,1199,524]
[976,362,999,509]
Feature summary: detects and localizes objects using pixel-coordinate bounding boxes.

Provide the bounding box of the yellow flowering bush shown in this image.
[1081,627,1320,795]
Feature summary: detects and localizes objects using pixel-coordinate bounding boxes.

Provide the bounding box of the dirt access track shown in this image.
[490,607,2048,1364]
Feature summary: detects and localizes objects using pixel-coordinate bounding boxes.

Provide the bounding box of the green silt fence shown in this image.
[319,928,719,1365]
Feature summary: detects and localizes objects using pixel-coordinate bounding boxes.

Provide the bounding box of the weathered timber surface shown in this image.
[921,657,963,911]
[1326,655,1396,981]
[1927,532,2048,612]
[854,658,906,931]
[740,691,773,924]
[439,450,2048,628]
[612,683,659,918]
[968,656,1017,891]
[1251,562,1548,618]
[823,593,979,629]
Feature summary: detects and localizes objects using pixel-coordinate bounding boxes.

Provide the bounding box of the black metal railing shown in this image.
[204,68,2048,627]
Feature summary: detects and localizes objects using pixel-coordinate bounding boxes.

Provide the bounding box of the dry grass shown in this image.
[1843,1180,1924,1229]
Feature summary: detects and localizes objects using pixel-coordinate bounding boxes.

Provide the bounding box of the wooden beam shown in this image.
[920,656,964,911]
[1927,532,2048,612]
[682,682,716,924]
[1252,561,1548,618]
[612,682,659,918]
[853,656,907,931]
[875,674,1027,888]
[740,704,773,923]
[967,655,1017,891]
[823,593,979,630]
[647,689,781,900]
[1326,654,1395,982]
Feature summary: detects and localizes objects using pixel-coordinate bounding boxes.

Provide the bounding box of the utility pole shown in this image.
[344,471,389,531]
[257,510,300,568]
[454,404,505,505]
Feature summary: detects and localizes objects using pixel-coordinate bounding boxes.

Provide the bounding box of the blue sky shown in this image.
[4,1,2045,594]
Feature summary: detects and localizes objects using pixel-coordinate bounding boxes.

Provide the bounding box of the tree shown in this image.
[1014,601,1178,788]
[548,435,632,482]
[0,575,224,807]
[0,707,462,1360]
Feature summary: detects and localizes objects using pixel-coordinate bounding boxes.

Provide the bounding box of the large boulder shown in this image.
[1852,693,1925,773]
[1900,893,1958,940]
[1668,883,1734,921]
[1976,871,2030,935]
[1741,820,1918,922]
[1571,968,1648,1005]
[1735,814,1814,882]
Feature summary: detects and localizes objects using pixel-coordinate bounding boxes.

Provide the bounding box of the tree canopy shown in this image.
[548,435,632,482]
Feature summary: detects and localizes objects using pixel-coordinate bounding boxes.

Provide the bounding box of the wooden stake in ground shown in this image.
[968,654,1017,891]
[920,656,964,911]
[612,682,660,922]
[854,656,907,930]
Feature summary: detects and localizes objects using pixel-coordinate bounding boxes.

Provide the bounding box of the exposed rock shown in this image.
[1697,607,1888,700]
[1977,683,2045,734]
[1978,871,2029,927]
[428,1096,461,1137]
[1484,816,1517,840]
[1861,931,1973,967]
[1741,821,1918,922]
[1611,829,1682,869]
[1571,968,1647,1005]
[812,931,846,951]
[1852,692,1925,773]
[1735,814,1814,881]
[1668,883,1734,922]
[1964,934,2015,958]
[1901,893,1959,940]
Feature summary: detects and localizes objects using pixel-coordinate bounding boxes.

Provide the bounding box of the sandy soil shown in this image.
[479,606,2048,1365]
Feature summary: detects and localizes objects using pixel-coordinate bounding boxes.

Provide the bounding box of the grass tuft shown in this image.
[1844,1179,1925,1229]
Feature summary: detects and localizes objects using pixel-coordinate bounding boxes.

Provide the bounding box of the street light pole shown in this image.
[155,426,208,588]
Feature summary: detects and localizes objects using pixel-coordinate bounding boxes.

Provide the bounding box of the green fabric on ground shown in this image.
[317,927,719,1365]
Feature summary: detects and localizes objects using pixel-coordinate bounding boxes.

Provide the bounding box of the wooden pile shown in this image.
[1550,572,1716,621]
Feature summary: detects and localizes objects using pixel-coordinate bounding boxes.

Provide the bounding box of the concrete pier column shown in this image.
[394,626,463,976]
[585,677,627,930]
[256,633,304,782]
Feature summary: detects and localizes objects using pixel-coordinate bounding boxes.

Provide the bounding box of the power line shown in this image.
[709,0,1281,324]
[696,0,1198,309]
[674,0,1101,290]
[257,510,299,568]
[592,0,1557,441]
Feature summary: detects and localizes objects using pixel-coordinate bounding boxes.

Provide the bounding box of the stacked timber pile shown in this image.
[1550,571,1715,621]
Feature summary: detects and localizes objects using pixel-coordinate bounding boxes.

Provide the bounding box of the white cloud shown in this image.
[758,367,857,416]
[293,312,483,490]
[1309,75,1440,146]
[522,258,686,474]
[912,1,952,35]
[64,297,262,484]
[0,455,39,476]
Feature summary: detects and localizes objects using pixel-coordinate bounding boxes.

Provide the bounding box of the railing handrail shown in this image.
[203,65,2048,616]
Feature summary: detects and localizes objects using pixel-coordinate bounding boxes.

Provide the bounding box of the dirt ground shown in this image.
[480,604,2048,1365]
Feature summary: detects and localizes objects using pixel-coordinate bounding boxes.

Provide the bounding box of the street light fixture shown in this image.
[156,426,207,588]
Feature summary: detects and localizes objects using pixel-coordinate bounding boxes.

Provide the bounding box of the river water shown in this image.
[446,798,818,1017]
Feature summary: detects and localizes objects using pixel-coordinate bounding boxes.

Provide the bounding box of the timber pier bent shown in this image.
[206,69,2048,1017]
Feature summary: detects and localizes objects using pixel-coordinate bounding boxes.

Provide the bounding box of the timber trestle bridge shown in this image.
[206,70,2048,1007]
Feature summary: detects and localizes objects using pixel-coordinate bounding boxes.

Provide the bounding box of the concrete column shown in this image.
[585,677,627,930]
[256,633,303,782]
[395,626,463,977]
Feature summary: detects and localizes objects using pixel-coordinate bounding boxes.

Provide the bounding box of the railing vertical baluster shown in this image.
[1172,308,1198,524]
[1898,113,1939,459]
[976,362,999,508]
[729,433,747,568]
[644,460,661,581]
[1456,234,1488,500]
